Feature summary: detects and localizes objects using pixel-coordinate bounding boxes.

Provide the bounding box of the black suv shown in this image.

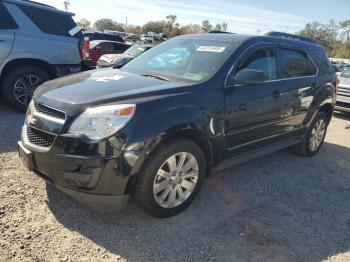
[18,32,336,217]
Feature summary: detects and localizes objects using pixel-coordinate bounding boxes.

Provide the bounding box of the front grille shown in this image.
[338,85,350,97]
[33,101,65,120]
[26,126,56,148]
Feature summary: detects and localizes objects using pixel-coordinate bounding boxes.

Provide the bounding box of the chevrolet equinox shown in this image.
[18,32,337,217]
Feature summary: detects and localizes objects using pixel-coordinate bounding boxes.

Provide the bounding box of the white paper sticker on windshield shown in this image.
[196,46,226,53]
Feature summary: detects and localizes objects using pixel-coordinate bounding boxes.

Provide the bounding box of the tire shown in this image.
[1,66,51,112]
[291,111,329,157]
[134,138,207,218]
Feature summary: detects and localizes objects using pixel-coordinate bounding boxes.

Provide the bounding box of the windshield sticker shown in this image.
[93,74,124,82]
[196,46,226,53]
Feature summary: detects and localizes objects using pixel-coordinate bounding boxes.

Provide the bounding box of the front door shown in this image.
[224,45,291,158]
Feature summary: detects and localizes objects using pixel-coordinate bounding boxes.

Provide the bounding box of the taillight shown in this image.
[84,37,90,58]
[336,77,340,94]
[79,39,84,59]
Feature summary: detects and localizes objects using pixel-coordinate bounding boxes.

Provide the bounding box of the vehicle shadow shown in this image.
[46,142,350,262]
[0,103,24,153]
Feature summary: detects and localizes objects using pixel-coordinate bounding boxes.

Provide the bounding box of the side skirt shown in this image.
[214,137,300,172]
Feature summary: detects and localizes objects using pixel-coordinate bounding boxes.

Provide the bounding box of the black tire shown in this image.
[134,138,207,218]
[291,111,329,157]
[1,66,51,112]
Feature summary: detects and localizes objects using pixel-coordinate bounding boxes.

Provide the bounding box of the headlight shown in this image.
[68,104,136,140]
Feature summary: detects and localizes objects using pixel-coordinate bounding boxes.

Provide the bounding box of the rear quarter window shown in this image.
[17,4,79,37]
[0,3,18,29]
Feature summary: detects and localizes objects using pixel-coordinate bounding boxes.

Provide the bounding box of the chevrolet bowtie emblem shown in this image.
[27,114,37,126]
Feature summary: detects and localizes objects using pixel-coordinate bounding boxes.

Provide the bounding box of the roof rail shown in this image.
[265,31,316,44]
[209,31,235,34]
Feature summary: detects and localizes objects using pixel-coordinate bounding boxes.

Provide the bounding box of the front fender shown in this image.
[123,105,215,151]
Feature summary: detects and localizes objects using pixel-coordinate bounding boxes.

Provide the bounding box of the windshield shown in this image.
[125,45,149,56]
[121,38,236,83]
[340,68,350,78]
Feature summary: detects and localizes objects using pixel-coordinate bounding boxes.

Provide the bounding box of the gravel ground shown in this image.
[0,102,350,262]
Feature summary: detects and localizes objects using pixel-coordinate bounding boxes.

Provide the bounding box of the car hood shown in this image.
[100,54,134,62]
[34,69,189,115]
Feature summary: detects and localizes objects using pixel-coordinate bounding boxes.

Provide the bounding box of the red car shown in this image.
[86,40,131,67]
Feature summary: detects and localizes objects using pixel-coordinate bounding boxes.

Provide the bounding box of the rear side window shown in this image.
[240,48,277,81]
[279,48,317,78]
[18,5,79,37]
[0,3,18,29]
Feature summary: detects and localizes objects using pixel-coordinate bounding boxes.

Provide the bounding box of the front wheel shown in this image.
[291,111,329,156]
[134,138,207,218]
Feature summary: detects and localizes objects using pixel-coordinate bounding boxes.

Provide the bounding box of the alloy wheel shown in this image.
[309,118,326,152]
[13,75,43,106]
[153,152,199,208]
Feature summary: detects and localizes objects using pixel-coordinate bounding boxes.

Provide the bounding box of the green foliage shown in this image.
[93,18,125,32]
[76,18,91,30]
[335,41,350,59]
[201,20,213,33]
[142,20,166,34]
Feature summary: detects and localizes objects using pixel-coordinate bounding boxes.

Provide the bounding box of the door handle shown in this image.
[272,90,283,98]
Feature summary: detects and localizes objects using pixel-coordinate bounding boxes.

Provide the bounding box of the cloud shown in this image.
[36,0,310,34]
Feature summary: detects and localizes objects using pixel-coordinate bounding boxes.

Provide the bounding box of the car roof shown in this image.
[176,33,323,50]
[4,0,75,16]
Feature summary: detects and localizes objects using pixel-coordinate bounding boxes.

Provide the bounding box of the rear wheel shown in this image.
[1,66,51,112]
[134,138,207,217]
[291,112,329,156]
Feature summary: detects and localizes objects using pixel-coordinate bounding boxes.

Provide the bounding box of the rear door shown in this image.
[0,2,17,65]
[276,46,318,128]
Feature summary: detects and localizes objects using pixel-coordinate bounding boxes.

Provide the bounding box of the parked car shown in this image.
[0,0,84,111]
[18,32,336,217]
[336,68,350,112]
[83,32,124,43]
[96,44,154,69]
[85,40,130,68]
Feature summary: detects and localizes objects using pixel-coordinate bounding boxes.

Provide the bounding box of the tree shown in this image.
[298,20,339,56]
[127,25,143,35]
[335,41,350,59]
[180,24,201,35]
[213,24,222,31]
[76,18,91,30]
[339,20,350,41]
[165,15,180,37]
[93,18,124,32]
[221,22,228,32]
[142,21,166,34]
[201,20,213,33]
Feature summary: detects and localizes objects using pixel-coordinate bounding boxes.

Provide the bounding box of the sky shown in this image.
[37,0,350,34]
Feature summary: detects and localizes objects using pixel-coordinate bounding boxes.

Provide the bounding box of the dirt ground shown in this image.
[0,102,350,262]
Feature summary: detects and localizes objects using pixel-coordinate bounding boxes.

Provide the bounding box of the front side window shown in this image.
[121,38,238,83]
[240,48,277,81]
[279,48,316,78]
[0,3,18,29]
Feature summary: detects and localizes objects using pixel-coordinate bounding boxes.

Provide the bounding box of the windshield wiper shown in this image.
[142,74,170,81]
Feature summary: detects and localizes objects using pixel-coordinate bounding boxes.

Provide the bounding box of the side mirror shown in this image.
[227,69,265,86]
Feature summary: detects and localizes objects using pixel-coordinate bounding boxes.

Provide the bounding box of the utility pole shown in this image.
[256,30,261,35]
[63,0,70,12]
[125,17,128,33]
